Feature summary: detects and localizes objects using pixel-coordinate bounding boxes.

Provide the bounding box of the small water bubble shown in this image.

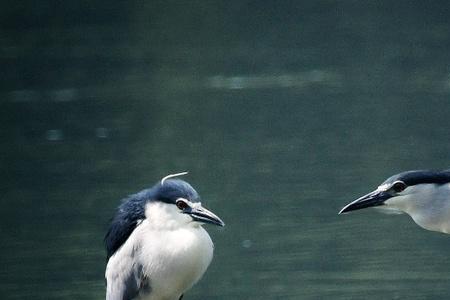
[95,127,109,138]
[45,129,64,141]
[241,239,252,248]
[50,88,77,102]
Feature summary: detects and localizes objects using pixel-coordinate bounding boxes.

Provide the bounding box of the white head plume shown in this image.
[161,172,189,185]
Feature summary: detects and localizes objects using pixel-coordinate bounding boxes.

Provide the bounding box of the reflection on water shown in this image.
[2,2,450,299]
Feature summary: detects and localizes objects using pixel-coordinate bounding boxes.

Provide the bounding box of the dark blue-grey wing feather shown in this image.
[105,190,150,259]
[122,264,143,300]
[106,262,151,300]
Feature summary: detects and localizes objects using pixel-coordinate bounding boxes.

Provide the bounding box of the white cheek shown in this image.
[383,184,434,212]
[374,205,404,215]
[384,195,407,209]
[145,202,192,230]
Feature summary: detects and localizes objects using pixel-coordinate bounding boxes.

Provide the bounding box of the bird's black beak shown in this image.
[339,190,392,214]
[186,205,225,227]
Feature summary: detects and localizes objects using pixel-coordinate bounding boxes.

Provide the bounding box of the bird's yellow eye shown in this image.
[392,181,406,193]
[176,200,189,210]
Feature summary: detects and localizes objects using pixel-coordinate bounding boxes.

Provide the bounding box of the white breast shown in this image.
[137,219,214,300]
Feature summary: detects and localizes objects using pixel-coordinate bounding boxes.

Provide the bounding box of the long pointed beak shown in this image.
[339,190,391,214]
[186,205,225,227]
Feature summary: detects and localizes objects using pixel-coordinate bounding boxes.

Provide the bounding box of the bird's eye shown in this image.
[392,181,406,193]
[176,200,189,210]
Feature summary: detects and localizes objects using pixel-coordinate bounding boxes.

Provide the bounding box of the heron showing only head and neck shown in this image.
[105,172,224,300]
[339,169,450,234]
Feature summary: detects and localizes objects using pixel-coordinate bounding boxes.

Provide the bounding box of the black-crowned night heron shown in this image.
[105,172,224,300]
[339,169,450,233]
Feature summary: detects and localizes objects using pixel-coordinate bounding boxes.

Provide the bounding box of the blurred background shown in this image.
[2,1,450,299]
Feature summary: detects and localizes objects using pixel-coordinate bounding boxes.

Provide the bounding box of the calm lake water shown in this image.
[2,2,450,299]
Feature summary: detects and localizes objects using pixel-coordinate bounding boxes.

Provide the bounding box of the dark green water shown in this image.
[2,1,450,299]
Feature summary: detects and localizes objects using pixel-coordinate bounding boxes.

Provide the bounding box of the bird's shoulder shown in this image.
[105,189,152,259]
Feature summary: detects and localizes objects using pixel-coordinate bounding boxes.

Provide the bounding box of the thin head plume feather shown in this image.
[161,171,189,185]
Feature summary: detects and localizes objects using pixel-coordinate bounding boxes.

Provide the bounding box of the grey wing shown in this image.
[106,258,151,300]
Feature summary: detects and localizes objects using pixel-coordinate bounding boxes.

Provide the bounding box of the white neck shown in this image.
[385,183,450,233]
